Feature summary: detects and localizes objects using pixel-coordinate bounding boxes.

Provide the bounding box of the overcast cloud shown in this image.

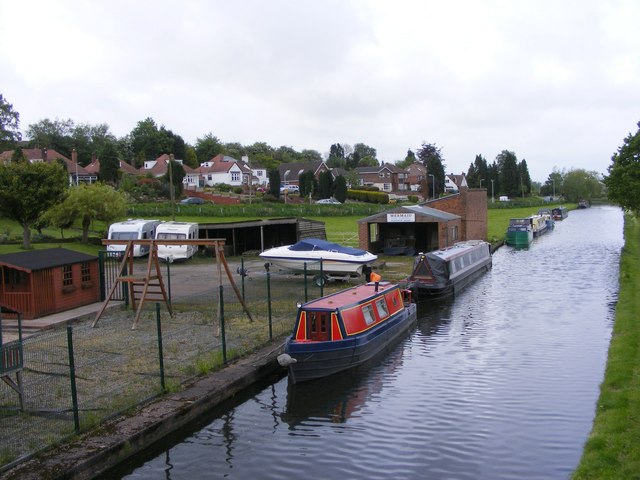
[1,0,639,181]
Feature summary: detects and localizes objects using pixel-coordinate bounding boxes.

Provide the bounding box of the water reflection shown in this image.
[119,206,624,480]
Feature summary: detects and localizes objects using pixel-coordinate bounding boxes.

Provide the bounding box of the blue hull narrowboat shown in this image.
[278,281,417,384]
[407,240,492,300]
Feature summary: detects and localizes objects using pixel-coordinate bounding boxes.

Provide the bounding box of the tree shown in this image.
[334,175,348,203]
[417,142,446,197]
[0,161,68,249]
[0,94,22,151]
[318,170,334,199]
[44,183,127,243]
[466,154,489,189]
[541,169,564,197]
[518,159,532,197]
[300,149,323,162]
[327,143,345,168]
[298,170,315,198]
[129,118,174,165]
[195,133,225,162]
[352,143,377,168]
[562,169,603,203]
[267,169,280,197]
[605,121,640,214]
[98,140,120,184]
[164,157,186,198]
[26,118,117,165]
[395,149,416,169]
[496,150,519,197]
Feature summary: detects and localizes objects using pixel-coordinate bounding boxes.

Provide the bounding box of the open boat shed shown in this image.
[198,217,326,256]
[358,205,461,255]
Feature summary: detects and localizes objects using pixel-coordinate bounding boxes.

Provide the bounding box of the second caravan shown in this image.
[155,222,199,261]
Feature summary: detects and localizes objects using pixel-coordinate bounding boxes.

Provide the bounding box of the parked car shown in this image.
[180,197,205,205]
[280,184,299,194]
[315,198,342,205]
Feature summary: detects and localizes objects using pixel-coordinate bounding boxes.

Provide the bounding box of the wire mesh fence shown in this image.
[0,260,355,469]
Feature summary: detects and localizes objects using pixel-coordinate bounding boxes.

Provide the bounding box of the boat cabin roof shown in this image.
[303,281,396,310]
[422,240,488,262]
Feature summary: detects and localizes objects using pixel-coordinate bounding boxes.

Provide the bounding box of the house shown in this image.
[445,173,468,193]
[404,162,427,192]
[137,154,199,188]
[0,148,98,185]
[0,248,101,320]
[198,154,244,188]
[278,161,330,186]
[355,163,407,193]
[239,155,268,188]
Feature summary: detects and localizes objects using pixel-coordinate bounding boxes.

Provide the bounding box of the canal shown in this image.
[115,206,624,480]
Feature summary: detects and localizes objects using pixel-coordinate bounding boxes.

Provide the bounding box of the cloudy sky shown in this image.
[1,0,638,182]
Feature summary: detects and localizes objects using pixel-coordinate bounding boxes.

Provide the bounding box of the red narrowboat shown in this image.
[278,280,417,384]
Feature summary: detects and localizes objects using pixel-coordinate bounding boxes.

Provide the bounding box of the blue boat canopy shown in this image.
[288,238,370,257]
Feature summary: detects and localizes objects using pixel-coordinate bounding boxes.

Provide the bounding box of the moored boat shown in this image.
[407,240,492,299]
[552,206,568,220]
[260,238,377,276]
[505,218,534,246]
[530,214,548,237]
[278,279,417,384]
[537,208,555,231]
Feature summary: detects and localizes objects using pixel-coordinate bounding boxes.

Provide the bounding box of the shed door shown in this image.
[307,311,330,341]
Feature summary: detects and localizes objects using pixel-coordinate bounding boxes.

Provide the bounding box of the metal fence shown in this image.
[0,260,352,470]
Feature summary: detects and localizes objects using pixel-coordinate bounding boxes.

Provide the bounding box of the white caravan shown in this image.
[107,219,161,257]
[155,222,200,261]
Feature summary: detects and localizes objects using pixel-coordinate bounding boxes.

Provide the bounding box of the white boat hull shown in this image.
[260,247,377,276]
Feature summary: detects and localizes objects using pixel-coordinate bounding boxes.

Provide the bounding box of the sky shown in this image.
[1,0,639,182]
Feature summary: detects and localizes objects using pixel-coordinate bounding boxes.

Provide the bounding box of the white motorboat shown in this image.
[260,238,377,276]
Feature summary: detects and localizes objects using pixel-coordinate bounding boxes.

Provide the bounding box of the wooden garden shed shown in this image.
[0,248,101,319]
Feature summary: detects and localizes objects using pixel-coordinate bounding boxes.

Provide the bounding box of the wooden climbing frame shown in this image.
[92,238,253,330]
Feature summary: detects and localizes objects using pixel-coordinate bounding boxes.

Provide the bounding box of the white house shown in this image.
[198,154,244,187]
[445,173,468,193]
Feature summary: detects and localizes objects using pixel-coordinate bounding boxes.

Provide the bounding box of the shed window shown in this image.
[63,265,73,286]
[81,262,91,283]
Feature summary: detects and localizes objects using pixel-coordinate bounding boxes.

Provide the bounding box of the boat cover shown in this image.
[288,238,371,257]
[410,253,448,281]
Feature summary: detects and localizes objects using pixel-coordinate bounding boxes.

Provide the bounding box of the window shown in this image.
[81,263,91,283]
[363,304,376,325]
[451,226,459,241]
[63,265,73,286]
[231,172,240,182]
[375,298,389,318]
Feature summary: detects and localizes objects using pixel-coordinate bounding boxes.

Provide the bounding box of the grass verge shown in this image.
[572,213,640,479]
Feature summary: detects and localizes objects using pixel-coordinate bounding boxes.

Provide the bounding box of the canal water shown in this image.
[117,206,624,480]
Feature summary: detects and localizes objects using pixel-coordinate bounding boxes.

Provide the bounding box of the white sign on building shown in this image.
[387,213,415,223]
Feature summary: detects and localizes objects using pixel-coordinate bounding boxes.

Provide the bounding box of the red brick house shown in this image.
[0,248,100,320]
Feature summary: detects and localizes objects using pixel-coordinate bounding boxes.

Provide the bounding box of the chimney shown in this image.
[72,149,78,164]
[42,148,48,162]
[91,153,96,164]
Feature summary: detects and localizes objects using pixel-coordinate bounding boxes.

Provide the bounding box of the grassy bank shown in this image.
[572,214,640,479]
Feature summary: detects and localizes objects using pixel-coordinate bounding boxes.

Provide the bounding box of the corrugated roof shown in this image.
[358,205,460,223]
[0,248,97,272]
